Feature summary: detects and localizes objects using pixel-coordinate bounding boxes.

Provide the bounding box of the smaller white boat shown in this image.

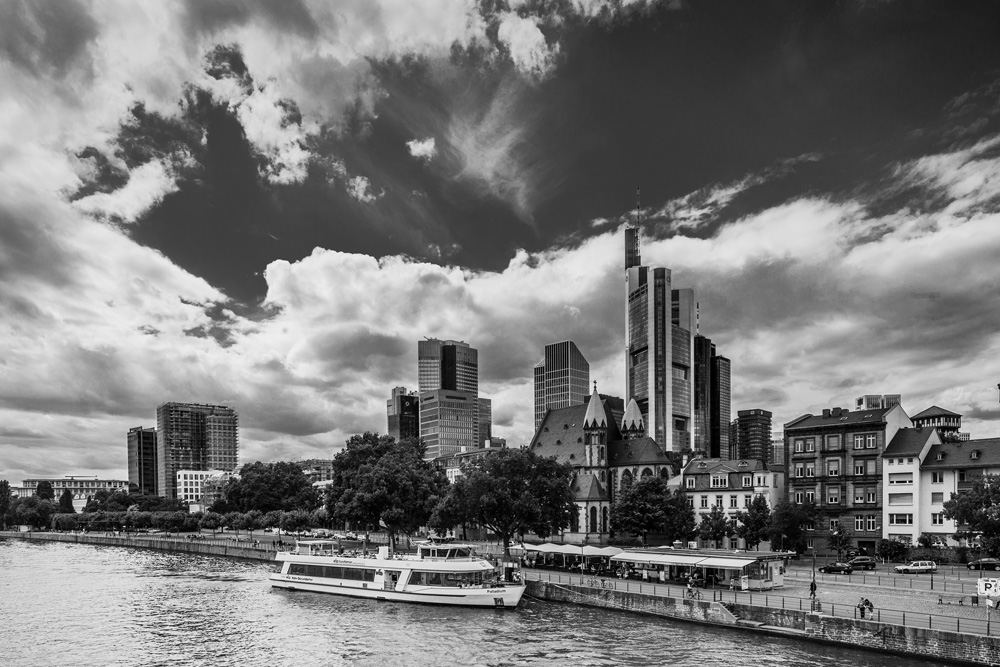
[270,540,525,608]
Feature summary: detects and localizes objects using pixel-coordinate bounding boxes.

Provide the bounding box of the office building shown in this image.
[419,389,479,459]
[694,335,732,458]
[127,426,157,495]
[387,386,420,441]
[417,339,491,459]
[478,397,492,445]
[731,409,773,463]
[18,477,128,511]
[624,226,696,452]
[418,339,478,393]
[156,402,239,500]
[533,341,590,430]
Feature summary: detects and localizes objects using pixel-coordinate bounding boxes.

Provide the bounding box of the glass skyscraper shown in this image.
[127,426,157,495]
[417,339,488,459]
[156,402,239,500]
[533,341,590,430]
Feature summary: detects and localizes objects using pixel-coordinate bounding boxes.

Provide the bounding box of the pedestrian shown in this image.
[857,598,867,619]
[809,579,817,599]
[865,598,874,615]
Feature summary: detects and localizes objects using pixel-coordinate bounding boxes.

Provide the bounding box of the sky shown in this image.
[2,0,1000,484]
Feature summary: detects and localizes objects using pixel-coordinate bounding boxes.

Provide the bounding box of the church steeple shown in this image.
[621,397,645,439]
[583,382,606,430]
[583,382,607,468]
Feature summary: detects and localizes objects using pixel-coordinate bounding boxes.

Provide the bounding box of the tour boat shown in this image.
[270,540,525,608]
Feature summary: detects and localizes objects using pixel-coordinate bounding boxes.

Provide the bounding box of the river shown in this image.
[0,539,947,667]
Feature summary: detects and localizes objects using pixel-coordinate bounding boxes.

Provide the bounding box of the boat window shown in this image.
[288,563,374,581]
[409,570,484,587]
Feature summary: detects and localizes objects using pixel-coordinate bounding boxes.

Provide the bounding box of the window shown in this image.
[855,515,864,531]
[730,495,738,508]
[931,492,943,504]
[888,473,913,485]
[854,435,865,450]
[828,460,840,476]
[715,495,723,508]
[826,434,841,450]
[794,439,804,453]
[806,538,815,549]
[854,462,865,475]
[828,491,840,504]
[931,472,943,483]
[866,434,877,449]
[700,495,708,509]
[687,497,694,508]
[805,491,815,503]
[855,490,865,504]
[711,475,727,488]
[804,522,815,531]
[866,516,877,531]
[795,465,804,477]
[686,478,696,489]
[867,459,877,475]
[888,514,913,525]
[744,494,752,508]
[806,465,815,477]
[794,492,804,504]
[867,491,877,504]
[805,439,816,452]
[959,470,967,482]
[742,475,752,487]
[830,519,840,530]
[907,457,914,464]
[932,513,944,526]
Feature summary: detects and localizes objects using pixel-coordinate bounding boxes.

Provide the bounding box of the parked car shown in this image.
[848,556,877,571]
[894,560,938,574]
[968,558,1000,571]
[818,562,854,575]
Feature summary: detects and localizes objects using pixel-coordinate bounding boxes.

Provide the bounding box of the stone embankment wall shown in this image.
[527,580,1000,666]
[0,531,276,563]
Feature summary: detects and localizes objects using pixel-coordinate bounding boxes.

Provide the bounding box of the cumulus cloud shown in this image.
[496,12,560,78]
[72,159,179,223]
[407,137,437,161]
[347,175,383,203]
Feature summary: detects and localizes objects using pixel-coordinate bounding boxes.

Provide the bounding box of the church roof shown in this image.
[608,437,672,467]
[529,399,623,465]
[621,398,644,432]
[572,473,609,502]
[583,387,607,429]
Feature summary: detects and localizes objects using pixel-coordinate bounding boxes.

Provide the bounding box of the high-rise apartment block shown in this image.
[127,426,157,495]
[417,339,489,459]
[386,386,420,441]
[731,409,773,463]
[625,226,726,453]
[534,341,590,429]
[156,402,239,500]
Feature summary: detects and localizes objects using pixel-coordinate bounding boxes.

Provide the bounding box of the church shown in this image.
[528,384,681,545]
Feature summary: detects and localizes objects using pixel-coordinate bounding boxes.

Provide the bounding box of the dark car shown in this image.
[818,562,854,574]
[849,556,877,571]
[968,558,1000,571]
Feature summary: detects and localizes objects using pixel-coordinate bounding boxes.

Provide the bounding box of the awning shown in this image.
[696,557,757,568]
[611,553,706,566]
[523,543,622,557]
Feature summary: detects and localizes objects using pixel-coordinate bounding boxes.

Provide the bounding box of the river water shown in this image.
[0,539,945,667]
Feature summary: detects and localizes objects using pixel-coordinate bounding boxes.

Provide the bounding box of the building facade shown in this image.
[419,389,479,459]
[127,426,157,495]
[418,339,478,393]
[156,402,239,500]
[19,477,128,511]
[732,409,773,463]
[176,469,223,505]
[386,386,420,441]
[417,339,491,459]
[533,341,590,430]
[784,403,912,556]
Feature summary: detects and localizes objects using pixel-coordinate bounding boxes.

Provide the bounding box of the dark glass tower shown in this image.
[127,426,157,495]
[533,341,590,429]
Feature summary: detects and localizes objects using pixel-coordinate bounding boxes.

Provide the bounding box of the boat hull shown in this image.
[269,573,525,608]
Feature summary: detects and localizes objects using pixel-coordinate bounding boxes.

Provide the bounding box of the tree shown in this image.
[661,488,698,545]
[610,476,672,545]
[11,496,58,529]
[698,504,735,549]
[327,434,448,554]
[447,447,575,560]
[877,538,909,563]
[35,480,55,500]
[224,461,319,513]
[944,475,1000,555]
[734,495,771,550]
[767,499,817,554]
[0,480,11,529]
[200,511,223,532]
[828,525,853,561]
[58,489,76,514]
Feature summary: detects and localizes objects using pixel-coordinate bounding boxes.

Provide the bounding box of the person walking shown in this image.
[857,597,867,619]
[809,579,817,600]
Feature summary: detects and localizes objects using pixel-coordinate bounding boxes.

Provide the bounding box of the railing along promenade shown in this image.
[522,568,999,636]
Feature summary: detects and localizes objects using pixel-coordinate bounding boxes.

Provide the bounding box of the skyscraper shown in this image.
[127,426,157,495]
[732,409,772,462]
[533,341,590,429]
[386,386,420,442]
[624,227,695,452]
[711,353,731,459]
[156,402,239,500]
[417,339,488,459]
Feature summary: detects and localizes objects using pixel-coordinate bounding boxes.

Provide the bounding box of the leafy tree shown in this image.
[279,509,311,534]
[58,489,76,514]
[767,499,817,554]
[310,507,329,528]
[877,538,909,563]
[734,494,771,550]
[35,480,55,500]
[224,461,320,513]
[223,511,247,534]
[944,475,1000,555]
[52,513,79,531]
[828,525,853,560]
[11,496,58,528]
[200,511,223,532]
[610,476,673,545]
[328,434,448,553]
[0,480,11,529]
[262,510,283,531]
[447,447,575,560]
[661,488,698,545]
[698,504,735,548]
[245,509,263,534]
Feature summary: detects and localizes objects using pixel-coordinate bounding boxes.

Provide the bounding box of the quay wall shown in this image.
[0,531,276,563]
[527,580,1000,666]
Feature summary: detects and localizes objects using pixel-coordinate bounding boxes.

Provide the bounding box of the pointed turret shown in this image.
[621,398,644,439]
[583,382,607,430]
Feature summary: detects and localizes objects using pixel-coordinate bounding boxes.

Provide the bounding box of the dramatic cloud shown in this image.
[407,137,437,161]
